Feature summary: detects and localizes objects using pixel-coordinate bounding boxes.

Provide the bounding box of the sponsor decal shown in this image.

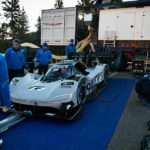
[61,82,74,88]
[61,85,71,88]
[28,86,46,91]
[61,82,74,86]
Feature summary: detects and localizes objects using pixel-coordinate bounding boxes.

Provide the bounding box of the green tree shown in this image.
[0,23,9,40]
[17,7,29,42]
[102,0,122,3]
[35,16,41,45]
[111,0,122,2]
[27,16,41,46]
[0,39,12,53]
[54,0,64,9]
[78,0,95,6]
[78,0,122,5]
[2,0,20,39]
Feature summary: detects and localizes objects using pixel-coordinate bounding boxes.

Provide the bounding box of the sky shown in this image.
[0,0,136,32]
[0,0,78,31]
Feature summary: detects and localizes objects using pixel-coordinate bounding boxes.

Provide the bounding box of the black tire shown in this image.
[76,80,87,105]
[117,54,128,71]
[104,67,109,84]
[141,135,150,150]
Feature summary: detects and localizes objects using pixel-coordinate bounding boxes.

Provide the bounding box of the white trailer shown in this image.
[41,7,76,46]
[98,6,150,41]
[41,2,150,46]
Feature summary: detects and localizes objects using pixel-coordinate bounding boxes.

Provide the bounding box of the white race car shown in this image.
[10,60,108,120]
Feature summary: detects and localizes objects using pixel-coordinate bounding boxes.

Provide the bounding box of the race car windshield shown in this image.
[42,67,72,82]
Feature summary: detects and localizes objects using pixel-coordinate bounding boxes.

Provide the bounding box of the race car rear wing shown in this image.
[69,51,113,59]
[68,51,113,68]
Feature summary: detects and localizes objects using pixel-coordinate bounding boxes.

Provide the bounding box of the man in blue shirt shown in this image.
[0,53,11,146]
[36,42,52,75]
[66,39,76,58]
[0,53,11,111]
[5,38,25,82]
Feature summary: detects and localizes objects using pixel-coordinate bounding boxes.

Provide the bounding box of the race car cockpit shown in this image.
[41,66,72,82]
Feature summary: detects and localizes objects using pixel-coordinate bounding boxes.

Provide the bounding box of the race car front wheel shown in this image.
[104,67,109,84]
[77,81,87,105]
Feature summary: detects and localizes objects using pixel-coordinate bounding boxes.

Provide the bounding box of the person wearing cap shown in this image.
[36,42,52,75]
[66,39,76,58]
[5,38,25,82]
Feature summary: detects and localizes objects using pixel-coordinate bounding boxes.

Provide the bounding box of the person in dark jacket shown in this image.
[66,39,76,58]
[36,42,52,75]
[5,38,25,82]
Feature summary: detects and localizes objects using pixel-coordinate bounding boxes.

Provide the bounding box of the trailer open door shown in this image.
[141,11,150,40]
[116,12,135,40]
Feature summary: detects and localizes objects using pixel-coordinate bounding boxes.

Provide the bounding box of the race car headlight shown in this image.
[59,101,74,112]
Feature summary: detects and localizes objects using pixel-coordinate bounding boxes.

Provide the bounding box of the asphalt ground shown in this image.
[107,71,150,150]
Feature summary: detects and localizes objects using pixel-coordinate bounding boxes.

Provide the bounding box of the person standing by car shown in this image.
[5,38,25,82]
[0,53,12,147]
[66,39,76,58]
[36,42,52,75]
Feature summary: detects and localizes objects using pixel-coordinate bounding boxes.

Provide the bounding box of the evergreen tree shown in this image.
[2,0,20,39]
[35,16,41,45]
[0,23,8,40]
[78,0,95,6]
[54,0,64,9]
[111,0,122,2]
[17,7,29,41]
[78,0,122,6]
[27,16,41,46]
[102,0,122,3]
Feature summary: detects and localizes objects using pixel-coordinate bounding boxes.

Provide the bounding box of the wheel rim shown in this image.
[77,83,86,104]
[104,68,108,83]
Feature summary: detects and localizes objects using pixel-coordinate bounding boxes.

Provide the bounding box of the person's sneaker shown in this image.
[0,139,3,146]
